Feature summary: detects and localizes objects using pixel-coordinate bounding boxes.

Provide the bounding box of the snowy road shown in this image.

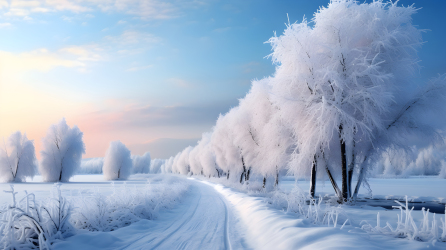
[51,175,445,250]
[53,178,248,250]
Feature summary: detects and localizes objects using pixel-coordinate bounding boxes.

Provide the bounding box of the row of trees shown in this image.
[0,118,149,182]
[161,0,446,202]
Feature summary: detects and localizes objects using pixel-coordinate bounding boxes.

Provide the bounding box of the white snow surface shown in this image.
[1,174,445,249]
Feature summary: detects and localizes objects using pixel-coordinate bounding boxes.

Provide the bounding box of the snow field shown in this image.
[0,174,189,249]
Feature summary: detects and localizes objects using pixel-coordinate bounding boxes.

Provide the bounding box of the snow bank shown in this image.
[210,182,444,249]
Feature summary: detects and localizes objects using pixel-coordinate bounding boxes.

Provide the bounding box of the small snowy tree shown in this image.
[103,141,133,180]
[0,131,37,182]
[132,152,151,174]
[149,158,165,174]
[40,118,85,182]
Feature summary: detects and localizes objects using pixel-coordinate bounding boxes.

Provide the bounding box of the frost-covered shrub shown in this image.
[132,152,151,174]
[71,179,189,232]
[361,197,446,242]
[0,184,73,249]
[77,158,104,174]
[103,141,132,180]
[0,179,190,248]
[40,118,85,182]
[0,131,37,182]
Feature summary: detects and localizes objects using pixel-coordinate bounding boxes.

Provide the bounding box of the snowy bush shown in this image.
[71,179,189,232]
[0,178,190,248]
[103,141,132,180]
[0,184,73,249]
[0,131,37,183]
[77,158,104,175]
[40,118,85,182]
[361,197,446,242]
[132,152,151,174]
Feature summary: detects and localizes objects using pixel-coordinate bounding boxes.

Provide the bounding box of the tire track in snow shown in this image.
[113,179,240,250]
[219,193,232,250]
[149,188,203,249]
[115,185,202,250]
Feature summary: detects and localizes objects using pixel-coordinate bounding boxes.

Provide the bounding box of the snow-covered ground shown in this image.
[1,174,445,249]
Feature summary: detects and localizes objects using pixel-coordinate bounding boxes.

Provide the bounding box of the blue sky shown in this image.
[0,0,445,158]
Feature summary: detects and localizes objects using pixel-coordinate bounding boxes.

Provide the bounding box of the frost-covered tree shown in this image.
[40,118,85,182]
[158,0,446,200]
[149,158,165,174]
[132,152,151,174]
[0,131,37,182]
[268,0,446,202]
[103,141,133,180]
[172,146,193,175]
[160,156,174,174]
[211,110,245,181]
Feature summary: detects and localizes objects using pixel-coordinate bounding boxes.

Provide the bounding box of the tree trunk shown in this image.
[216,168,220,178]
[246,167,251,181]
[325,166,341,200]
[227,170,230,179]
[339,125,348,202]
[347,127,356,198]
[274,166,279,187]
[240,156,246,184]
[310,155,317,198]
[263,177,266,188]
[352,157,367,200]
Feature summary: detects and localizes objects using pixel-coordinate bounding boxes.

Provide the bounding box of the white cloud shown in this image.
[126,65,153,72]
[59,45,104,62]
[5,7,29,16]
[0,0,202,19]
[0,22,11,28]
[0,49,84,75]
[0,0,8,9]
[117,20,126,25]
[105,30,161,45]
[10,0,40,8]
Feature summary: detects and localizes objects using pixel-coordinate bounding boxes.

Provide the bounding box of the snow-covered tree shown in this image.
[149,158,165,174]
[40,118,85,182]
[132,152,151,174]
[160,156,174,174]
[268,0,446,202]
[0,131,37,182]
[103,141,132,180]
